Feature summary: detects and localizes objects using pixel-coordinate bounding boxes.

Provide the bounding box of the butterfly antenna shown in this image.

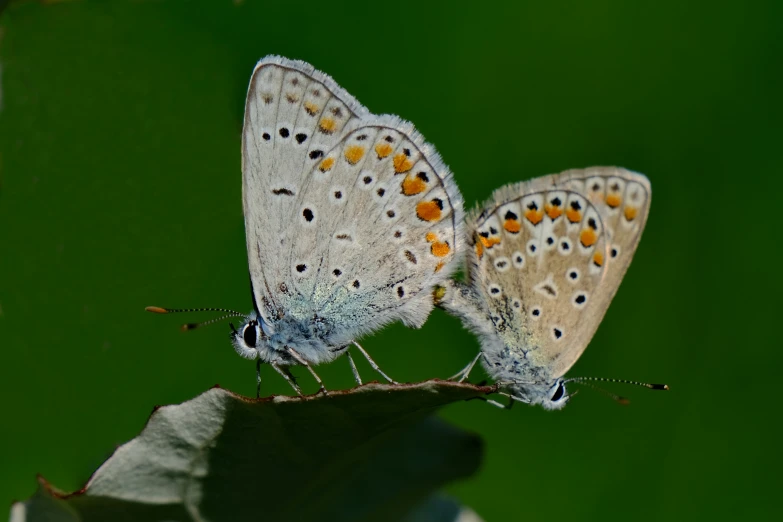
[567,376,669,390]
[145,306,246,331]
[565,377,669,406]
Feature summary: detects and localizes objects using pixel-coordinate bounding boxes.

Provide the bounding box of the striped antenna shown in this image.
[565,376,669,390]
[145,306,246,331]
[565,377,669,406]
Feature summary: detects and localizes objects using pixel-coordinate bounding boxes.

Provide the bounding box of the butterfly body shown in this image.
[438,167,651,409]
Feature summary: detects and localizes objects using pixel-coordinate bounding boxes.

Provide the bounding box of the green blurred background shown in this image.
[1,0,780,519]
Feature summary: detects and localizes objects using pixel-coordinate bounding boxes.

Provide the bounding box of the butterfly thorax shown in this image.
[232,309,346,366]
[266,310,348,364]
[482,344,548,380]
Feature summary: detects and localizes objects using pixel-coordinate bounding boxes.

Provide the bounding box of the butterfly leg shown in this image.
[256,358,262,399]
[449,352,483,382]
[487,397,513,409]
[498,391,530,406]
[286,347,328,395]
[345,350,363,386]
[468,395,512,409]
[473,387,530,409]
[270,362,303,396]
[352,341,397,384]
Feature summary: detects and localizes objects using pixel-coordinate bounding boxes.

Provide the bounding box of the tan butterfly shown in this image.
[437,167,667,409]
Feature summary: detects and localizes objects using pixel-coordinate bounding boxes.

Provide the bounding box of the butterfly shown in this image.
[436,167,667,409]
[149,56,464,396]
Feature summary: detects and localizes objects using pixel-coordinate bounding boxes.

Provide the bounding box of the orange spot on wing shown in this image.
[545,204,562,219]
[525,209,544,225]
[431,241,450,257]
[426,232,437,242]
[319,157,335,172]
[402,175,426,195]
[344,145,365,165]
[475,241,484,259]
[416,200,442,222]
[319,117,336,133]
[375,143,393,158]
[504,219,521,233]
[304,101,319,115]
[580,228,597,247]
[566,209,582,223]
[434,261,445,273]
[606,194,622,208]
[393,153,413,173]
[624,206,638,221]
[479,236,501,248]
[593,252,604,267]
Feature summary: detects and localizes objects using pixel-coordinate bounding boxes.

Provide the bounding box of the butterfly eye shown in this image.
[243,322,258,348]
[550,382,566,402]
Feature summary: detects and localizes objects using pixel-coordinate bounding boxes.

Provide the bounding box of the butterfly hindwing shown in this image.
[288,117,463,342]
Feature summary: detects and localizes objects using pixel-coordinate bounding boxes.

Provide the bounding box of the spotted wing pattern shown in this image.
[466,167,650,379]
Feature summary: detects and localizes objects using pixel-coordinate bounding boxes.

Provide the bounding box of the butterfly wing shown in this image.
[242,56,369,323]
[467,167,650,380]
[288,117,463,342]
[243,56,463,346]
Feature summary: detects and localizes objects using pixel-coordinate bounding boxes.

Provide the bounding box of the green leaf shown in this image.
[10,381,492,522]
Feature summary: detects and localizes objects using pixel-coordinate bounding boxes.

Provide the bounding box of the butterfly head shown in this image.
[540,379,571,410]
[230,312,271,359]
[506,378,571,410]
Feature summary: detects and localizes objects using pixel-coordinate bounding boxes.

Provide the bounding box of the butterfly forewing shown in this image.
[242,57,368,322]
[467,167,650,379]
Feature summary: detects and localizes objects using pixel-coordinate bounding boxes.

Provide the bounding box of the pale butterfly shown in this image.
[148,56,464,396]
[435,167,667,410]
